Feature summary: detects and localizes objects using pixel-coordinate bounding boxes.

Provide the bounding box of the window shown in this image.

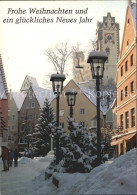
[131,108,135,127]
[125,86,128,97]
[8,136,11,141]
[29,115,32,120]
[120,114,123,129]
[12,115,15,120]
[120,90,123,101]
[125,111,129,129]
[12,126,14,130]
[26,103,30,109]
[125,61,128,72]
[131,54,133,66]
[131,81,134,93]
[127,40,129,47]
[8,116,10,120]
[29,91,33,99]
[121,66,123,76]
[36,113,39,120]
[59,122,64,128]
[80,108,85,114]
[91,119,97,128]
[80,121,85,127]
[24,115,27,120]
[59,110,64,117]
[20,137,23,143]
[32,102,35,108]
[127,19,130,24]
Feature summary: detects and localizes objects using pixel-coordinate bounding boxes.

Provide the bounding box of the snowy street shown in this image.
[0,149,136,195]
[0,155,53,195]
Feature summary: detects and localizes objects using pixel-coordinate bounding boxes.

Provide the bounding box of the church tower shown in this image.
[96,12,120,85]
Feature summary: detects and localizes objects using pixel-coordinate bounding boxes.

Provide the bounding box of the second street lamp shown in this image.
[65,88,77,118]
[50,72,66,164]
[87,51,108,166]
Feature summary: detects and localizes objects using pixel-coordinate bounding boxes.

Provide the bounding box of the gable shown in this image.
[52,79,102,112]
[20,75,39,93]
[11,92,26,111]
[120,4,136,58]
[20,86,40,111]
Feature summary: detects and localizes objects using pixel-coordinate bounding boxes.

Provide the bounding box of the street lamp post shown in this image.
[87,51,108,166]
[65,89,77,118]
[50,73,66,164]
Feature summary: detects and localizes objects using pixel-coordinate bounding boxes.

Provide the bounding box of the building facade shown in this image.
[20,75,39,93]
[112,1,137,156]
[18,85,54,150]
[0,54,8,148]
[51,80,105,132]
[8,92,26,149]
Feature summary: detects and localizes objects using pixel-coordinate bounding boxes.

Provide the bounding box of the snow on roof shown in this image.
[0,54,8,99]
[0,70,7,99]
[77,82,113,114]
[32,86,55,107]
[26,75,39,87]
[129,2,136,32]
[11,92,26,111]
[77,84,96,105]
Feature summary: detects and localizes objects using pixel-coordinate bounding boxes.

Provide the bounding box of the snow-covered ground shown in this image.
[0,148,136,195]
[0,155,53,195]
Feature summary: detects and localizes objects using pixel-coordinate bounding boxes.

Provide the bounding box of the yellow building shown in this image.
[51,80,105,132]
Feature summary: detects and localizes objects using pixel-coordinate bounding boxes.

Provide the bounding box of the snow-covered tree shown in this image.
[68,118,96,157]
[32,98,55,156]
[68,118,111,168]
[88,129,111,167]
[46,126,92,173]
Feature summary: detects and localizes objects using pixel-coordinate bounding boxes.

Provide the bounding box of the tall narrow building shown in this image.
[0,54,8,147]
[96,12,120,85]
[113,0,136,156]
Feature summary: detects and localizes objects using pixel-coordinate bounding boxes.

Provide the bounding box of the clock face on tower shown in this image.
[105,33,114,43]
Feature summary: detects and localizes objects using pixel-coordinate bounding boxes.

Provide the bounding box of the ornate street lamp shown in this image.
[50,72,66,164]
[65,88,77,118]
[87,51,108,166]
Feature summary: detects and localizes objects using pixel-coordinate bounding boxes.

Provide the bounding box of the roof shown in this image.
[119,1,136,59]
[51,79,114,114]
[129,2,136,32]
[0,54,8,99]
[11,92,26,111]
[76,80,115,114]
[77,83,110,114]
[32,86,55,107]
[26,75,39,87]
[62,80,106,114]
